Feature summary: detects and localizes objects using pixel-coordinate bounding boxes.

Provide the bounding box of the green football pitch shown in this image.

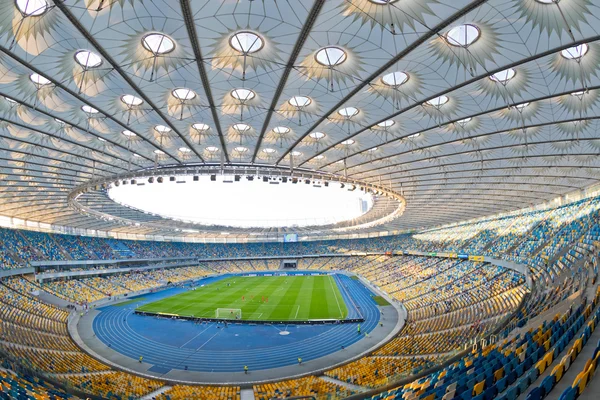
[135,275,349,321]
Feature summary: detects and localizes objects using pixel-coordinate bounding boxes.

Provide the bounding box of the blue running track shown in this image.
[92,272,381,372]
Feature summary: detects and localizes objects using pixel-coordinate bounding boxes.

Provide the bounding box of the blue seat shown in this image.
[505,386,518,400]
[558,387,576,400]
[526,387,542,400]
[518,377,529,395]
[541,375,555,397]
[483,386,497,400]
[507,371,517,385]
[496,376,507,393]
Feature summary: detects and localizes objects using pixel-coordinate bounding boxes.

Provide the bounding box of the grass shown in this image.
[372,295,390,306]
[136,275,348,321]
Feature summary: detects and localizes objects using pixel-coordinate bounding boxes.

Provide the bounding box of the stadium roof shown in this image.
[1,0,600,239]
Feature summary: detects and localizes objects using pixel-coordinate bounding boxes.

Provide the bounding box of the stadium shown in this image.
[3,0,600,399]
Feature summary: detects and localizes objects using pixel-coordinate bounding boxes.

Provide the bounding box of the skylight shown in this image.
[338,107,359,118]
[309,132,326,139]
[315,46,347,66]
[29,73,51,87]
[561,44,589,60]
[489,68,516,83]
[81,105,98,114]
[233,123,251,132]
[289,96,311,107]
[192,123,210,132]
[230,31,264,54]
[445,24,480,47]
[172,88,196,101]
[121,94,143,106]
[273,126,290,134]
[206,146,219,153]
[142,33,175,54]
[377,120,395,128]
[122,130,136,137]
[341,139,355,145]
[16,0,48,16]
[426,96,449,107]
[74,50,102,68]
[154,125,171,134]
[381,71,408,87]
[231,88,256,102]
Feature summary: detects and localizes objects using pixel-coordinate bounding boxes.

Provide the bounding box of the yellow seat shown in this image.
[551,363,564,382]
[472,380,485,396]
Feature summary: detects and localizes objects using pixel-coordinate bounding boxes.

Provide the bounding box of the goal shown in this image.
[215,308,242,320]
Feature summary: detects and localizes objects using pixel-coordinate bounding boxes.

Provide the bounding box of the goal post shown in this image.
[215,308,242,320]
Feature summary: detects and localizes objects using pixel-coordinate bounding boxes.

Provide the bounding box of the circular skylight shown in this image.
[206,146,219,153]
[122,130,136,137]
[154,125,171,134]
[262,148,276,154]
[179,147,191,153]
[16,0,48,16]
[81,105,98,114]
[133,153,142,158]
[314,155,325,160]
[74,50,102,68]
[515,102,530,110]
[233,123,251,132]
[341,139,355,145]
[273,126,290,134]
[121,94,143,106]
[154,149,164,155]
[535,0,555,3]
[291,151,302,157]
[4,97,17,104]
[29,73,51,87]
[445,24,480,47]
[377,120,395,128]
[369,0,398,3]
[338,107,359,118]
[108,174,373,228]
[381,71,409,87]
[367,147,378,152]
[234,146,248,153]
[230,31,264,54]
[98,137,106,142]
[408,133,421,138]
[309,131,326,139]
[561,44,589,60]
[426,95,449,107]
[489,68,516,83]
[172,88,196,101]
[192,123,210,131]
[54,118,65,125]
[456,117,472,126]
[571,90,585,97]
[289,96,311,107]
[315,46,347,66]
[231,88,256,102]
[142,33,175,55]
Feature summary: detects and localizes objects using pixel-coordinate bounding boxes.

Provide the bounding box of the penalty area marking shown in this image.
[294,304,300,319]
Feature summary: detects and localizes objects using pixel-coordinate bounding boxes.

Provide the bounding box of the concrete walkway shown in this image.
[139,385,172,400]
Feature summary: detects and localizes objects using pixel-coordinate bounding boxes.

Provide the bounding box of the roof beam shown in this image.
[50,1,199,163]
[251,0,327,162]
[276,0,490,164]
[180,0,229,163]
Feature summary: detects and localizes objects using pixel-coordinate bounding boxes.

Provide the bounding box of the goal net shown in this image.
[215,308,242,320]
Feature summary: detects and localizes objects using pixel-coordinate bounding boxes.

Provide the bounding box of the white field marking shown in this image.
[328,275,344,319]
[195,330,221,351]
[294,304,300,319]
[179,324,214,348]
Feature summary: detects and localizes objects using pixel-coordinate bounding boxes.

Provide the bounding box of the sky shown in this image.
[108,175,373,228]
